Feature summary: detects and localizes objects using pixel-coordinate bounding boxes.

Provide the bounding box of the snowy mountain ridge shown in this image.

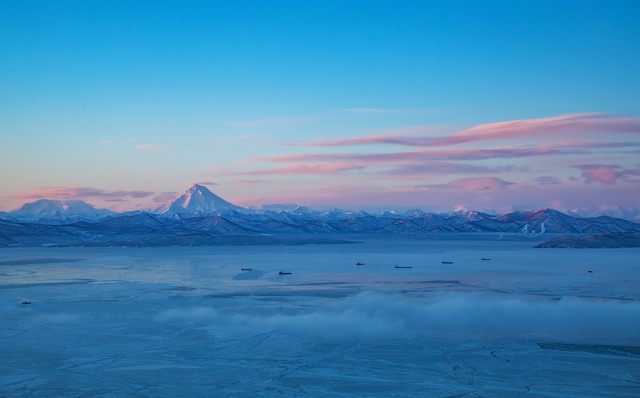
[1,184,639,247]
[7,199,115,224]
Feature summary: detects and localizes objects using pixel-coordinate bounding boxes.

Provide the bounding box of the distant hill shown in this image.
[535,232,640,248]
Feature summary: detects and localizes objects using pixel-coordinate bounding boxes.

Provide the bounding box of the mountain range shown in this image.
[1,184,639,247]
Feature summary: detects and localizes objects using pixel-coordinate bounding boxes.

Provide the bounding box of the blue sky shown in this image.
[1,1,639,216]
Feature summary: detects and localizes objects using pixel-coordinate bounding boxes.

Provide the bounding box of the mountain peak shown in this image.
[155,184,243,217]
[10,198,114,223]
[189,183,208,192]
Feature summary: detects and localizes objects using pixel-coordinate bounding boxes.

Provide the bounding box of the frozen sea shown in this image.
[1,238,639,397]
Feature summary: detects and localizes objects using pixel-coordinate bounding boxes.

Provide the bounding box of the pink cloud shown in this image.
[582,167,620,185]
[435,177,515,191]
[14,187,154,201]
[231,163,363,176]
[237,156,526,178]
[465,113,640,143]
[133,144,169,152]
[294,113,640,148]
[250,141,639,177]
[251,144,572,164]
[288,134,422,147]
[452,113,601,139]
[575,164,640,185]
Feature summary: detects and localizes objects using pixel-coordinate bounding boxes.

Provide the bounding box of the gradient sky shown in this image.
[1,1,639,216]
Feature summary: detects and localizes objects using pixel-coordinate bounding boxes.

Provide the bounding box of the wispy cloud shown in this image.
[287,133,425,147]
[295,113,640,148]
[188,181,218,186]
[232,179,266,184]
[14,187,155,201]
[423,177,515,191]
[239,143,591,180]
[340,108,426,113]
[228,117,312,128]
[233,157,526,178]
[236,129,639,194]
[174,112,639,212]
[534,176,562,186]
[252,139,640,176]
[387,163,526,176]
[133,144,169,152]
[250,144,585,164]
[152,192,179,203]
[230,163,363,176]
[537,140,637,151]
[213,134,265,142]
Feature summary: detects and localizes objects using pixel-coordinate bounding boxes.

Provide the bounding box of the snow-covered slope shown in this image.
[10,199,114,224]
[154,184,244,217]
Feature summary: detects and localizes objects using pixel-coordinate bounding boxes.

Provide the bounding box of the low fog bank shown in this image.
[238,292,640,343]
[155,307,218,322]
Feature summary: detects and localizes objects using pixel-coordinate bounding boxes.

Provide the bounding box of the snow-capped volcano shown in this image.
[10,199,114,223]
[154,184,243,217]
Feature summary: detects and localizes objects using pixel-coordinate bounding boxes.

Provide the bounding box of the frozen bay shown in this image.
[1,238,639,397]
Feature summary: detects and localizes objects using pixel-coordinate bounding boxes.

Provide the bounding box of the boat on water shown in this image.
[356,262,365,266]
[241,268,253,271]
[481,258,491,261]
[394,265,412,269]
[279,271,292,275]
[442,261,453,264]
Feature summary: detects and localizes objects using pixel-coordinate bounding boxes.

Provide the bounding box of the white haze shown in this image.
[252,291,640,343]
[156,307,218,323]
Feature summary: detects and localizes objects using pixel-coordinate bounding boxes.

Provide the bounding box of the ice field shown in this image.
[1,238,639,397]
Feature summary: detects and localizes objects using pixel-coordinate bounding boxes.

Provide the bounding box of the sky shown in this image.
[1,0,639,217]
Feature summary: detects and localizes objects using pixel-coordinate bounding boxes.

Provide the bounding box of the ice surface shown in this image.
[1,239,639,397]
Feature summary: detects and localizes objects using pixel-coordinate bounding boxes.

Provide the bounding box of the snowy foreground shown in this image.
[1,238,639,397]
